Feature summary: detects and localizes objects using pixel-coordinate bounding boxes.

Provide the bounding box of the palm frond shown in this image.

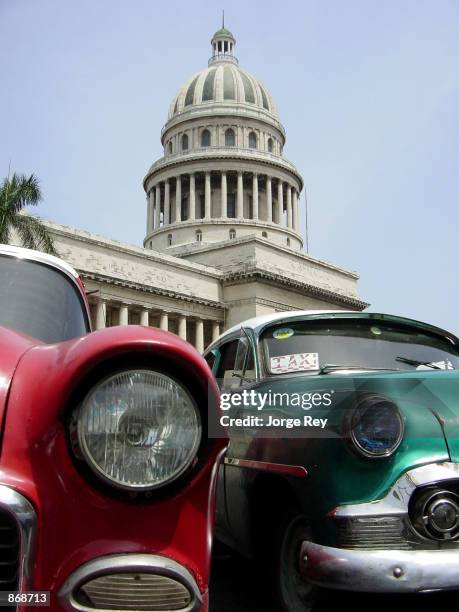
[12,214,57,255]
[0,173,42,213]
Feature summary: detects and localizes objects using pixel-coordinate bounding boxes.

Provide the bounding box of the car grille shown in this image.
[75,573,193,611]
[0,509,20,610]
[335,516,411,550]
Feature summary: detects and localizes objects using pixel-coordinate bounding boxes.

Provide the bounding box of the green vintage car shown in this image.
[204,310,459,611]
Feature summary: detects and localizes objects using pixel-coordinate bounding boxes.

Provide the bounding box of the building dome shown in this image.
[143,24,304,255]
[169,63,278,121]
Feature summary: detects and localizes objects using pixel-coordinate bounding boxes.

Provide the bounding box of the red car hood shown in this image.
[0,327,38,433]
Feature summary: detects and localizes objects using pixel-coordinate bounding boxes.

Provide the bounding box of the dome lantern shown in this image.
[209,14,237,65]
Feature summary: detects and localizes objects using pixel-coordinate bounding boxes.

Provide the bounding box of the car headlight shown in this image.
[77,369,202,491]
[349,394,404,458]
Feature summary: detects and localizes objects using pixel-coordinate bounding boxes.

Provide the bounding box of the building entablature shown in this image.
[144,150,302,190]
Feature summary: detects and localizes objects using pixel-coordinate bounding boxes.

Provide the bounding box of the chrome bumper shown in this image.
[300,541,459,593]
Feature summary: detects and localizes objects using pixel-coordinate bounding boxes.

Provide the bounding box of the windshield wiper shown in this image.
[318,364,398,375]
[395,356,441,370]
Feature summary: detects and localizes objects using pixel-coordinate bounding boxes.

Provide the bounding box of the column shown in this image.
[159,311,169,331]
[252,173,259,220]
[95,299,106,330]
[236,171,243,219]
[140,309,149,326]
[175,175,181,222]
[212,321,220,343]
[195,319,204,353]
[277,180,284,225]
[221,171,227,218]
[119,304,129,326]
[286,185,293,228]
[204,171,211,219]
[155,184,161,229]
[164,180,170,225]
[189,173,196,220]
[178,315,187,340]
[266,176,272,223]
[292,189,299,231]
[147,190,154,233]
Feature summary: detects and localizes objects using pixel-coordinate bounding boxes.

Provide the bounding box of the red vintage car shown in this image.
[0,244,226,611]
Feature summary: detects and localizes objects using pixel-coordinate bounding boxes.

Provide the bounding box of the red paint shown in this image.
[0,275,227,611]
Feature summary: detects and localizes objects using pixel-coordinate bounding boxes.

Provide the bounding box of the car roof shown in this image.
[0,244,80,280]
[211,310,458,348]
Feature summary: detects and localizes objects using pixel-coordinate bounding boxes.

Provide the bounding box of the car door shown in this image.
[212,331,259,553]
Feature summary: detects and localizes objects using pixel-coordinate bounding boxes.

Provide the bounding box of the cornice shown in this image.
[143,148,303,190]
[222,269,369,310]
[80,270,226,311]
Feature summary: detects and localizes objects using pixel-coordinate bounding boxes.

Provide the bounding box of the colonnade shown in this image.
[94,300,221,352]
[146,171,300,233]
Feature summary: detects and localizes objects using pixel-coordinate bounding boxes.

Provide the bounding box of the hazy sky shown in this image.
[1,0,458,333]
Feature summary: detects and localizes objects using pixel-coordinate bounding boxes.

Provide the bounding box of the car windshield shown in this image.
[0,255,89,343]
[260,318,459,375]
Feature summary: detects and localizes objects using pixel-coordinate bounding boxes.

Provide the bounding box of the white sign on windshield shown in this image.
[270,352,319,374]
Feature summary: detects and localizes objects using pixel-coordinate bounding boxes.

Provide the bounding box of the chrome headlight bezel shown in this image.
[74,368,202,493]
[348,394,404,459]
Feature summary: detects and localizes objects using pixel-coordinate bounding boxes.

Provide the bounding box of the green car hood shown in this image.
[254,370,459,509]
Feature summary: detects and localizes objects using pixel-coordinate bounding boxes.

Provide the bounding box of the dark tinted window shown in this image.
[0,255,89,343]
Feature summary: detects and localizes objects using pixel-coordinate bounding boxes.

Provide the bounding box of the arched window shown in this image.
[248,131,257,148]
[229,229,236,240]
[262,231,268,238]
[201,129,211,147]
[225,128,236,146]
[167,234,173,246]
[196,230,202,242]
[168,141,173,154]
[267,138,274,153]
[181,134,189,150]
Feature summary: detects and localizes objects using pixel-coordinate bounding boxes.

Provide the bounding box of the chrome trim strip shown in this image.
[301,539,459,593]
[57,554,202,612]
[224,456,308,478]
[0,485,37,591]
[208,447,228,552]
[330,462,459,519]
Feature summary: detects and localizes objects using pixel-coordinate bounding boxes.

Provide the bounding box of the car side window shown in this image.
[235,335,256,383]
[215,336,256,389]
[204,351,216,371]
[215,339,239,389]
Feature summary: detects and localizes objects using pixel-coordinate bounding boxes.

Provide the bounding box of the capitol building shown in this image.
[44,25,367,351]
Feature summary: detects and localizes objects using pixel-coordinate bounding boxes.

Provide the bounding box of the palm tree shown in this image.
[0,172,56,255]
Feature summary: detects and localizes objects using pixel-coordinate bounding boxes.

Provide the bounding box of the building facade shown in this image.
[42,26,368,351]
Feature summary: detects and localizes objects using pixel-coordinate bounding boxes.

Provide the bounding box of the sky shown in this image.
[1,0,458,333]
